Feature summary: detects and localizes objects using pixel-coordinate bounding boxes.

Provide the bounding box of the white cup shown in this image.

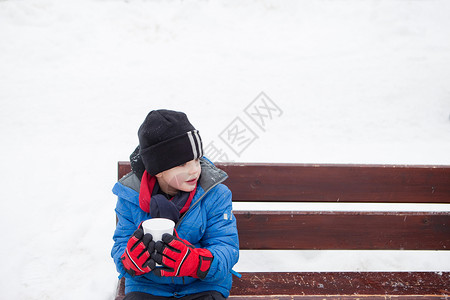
[142,218,175,242]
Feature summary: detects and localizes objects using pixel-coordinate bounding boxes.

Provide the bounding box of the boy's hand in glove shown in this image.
[152,233,213,279]
[121,226,156,277]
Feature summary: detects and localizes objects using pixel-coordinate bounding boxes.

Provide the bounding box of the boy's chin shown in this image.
[179,185,196,193]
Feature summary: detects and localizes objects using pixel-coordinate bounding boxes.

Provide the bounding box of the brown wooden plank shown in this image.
[217,163,450,204]
[117,162,450,203]
[118,161,131,180]
[230,272,450,297]
[116,272,449,299]
[235,211,450,250]
[115,277,125,300]
[229,296,446,299]
[229,297,446,299]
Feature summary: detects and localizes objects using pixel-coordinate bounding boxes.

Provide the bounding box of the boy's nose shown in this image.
[187,160,200,174]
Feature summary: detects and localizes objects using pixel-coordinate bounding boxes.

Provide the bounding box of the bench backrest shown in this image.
[118,162,450,251]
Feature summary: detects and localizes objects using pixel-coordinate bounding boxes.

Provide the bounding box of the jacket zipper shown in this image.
[175,175,228,230]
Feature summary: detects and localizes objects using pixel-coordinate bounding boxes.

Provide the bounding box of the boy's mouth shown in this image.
[186,177,198,184]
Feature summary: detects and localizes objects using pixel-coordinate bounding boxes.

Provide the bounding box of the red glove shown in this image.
[120,226,156,277]
[152,232,213,279]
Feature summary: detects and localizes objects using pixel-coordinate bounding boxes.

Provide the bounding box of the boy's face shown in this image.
[155,159,201,196]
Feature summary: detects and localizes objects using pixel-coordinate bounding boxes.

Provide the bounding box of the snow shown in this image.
[0,0,449,299]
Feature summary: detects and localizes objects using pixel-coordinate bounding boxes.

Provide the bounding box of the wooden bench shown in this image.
[115,162,450,299]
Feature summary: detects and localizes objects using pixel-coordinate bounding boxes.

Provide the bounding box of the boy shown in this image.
[111,109,239,300]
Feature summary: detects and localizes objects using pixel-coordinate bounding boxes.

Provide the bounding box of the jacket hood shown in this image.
[130,146,145,180]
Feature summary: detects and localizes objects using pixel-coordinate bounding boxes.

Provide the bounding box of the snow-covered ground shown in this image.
[0,0,449,299]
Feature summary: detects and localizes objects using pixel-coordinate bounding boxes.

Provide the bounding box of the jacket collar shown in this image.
[198,158,228,192]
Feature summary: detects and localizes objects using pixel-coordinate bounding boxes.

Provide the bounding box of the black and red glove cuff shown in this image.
[194,248,214,279]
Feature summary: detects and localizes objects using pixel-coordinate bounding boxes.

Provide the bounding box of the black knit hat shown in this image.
[138,109,203,175]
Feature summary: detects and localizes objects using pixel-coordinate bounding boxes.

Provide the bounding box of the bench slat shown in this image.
[235,211,449,250]
[118,162,450,203]
[217,163,450,203]
[230,272,450,297]
[229,297,444,299]
[118,162,131,181]
[115,272,450,300]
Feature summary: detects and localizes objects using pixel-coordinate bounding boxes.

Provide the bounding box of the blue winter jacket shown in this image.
[111,158,239,298]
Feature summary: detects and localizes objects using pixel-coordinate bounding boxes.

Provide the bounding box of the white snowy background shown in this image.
[1,0,449,299]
